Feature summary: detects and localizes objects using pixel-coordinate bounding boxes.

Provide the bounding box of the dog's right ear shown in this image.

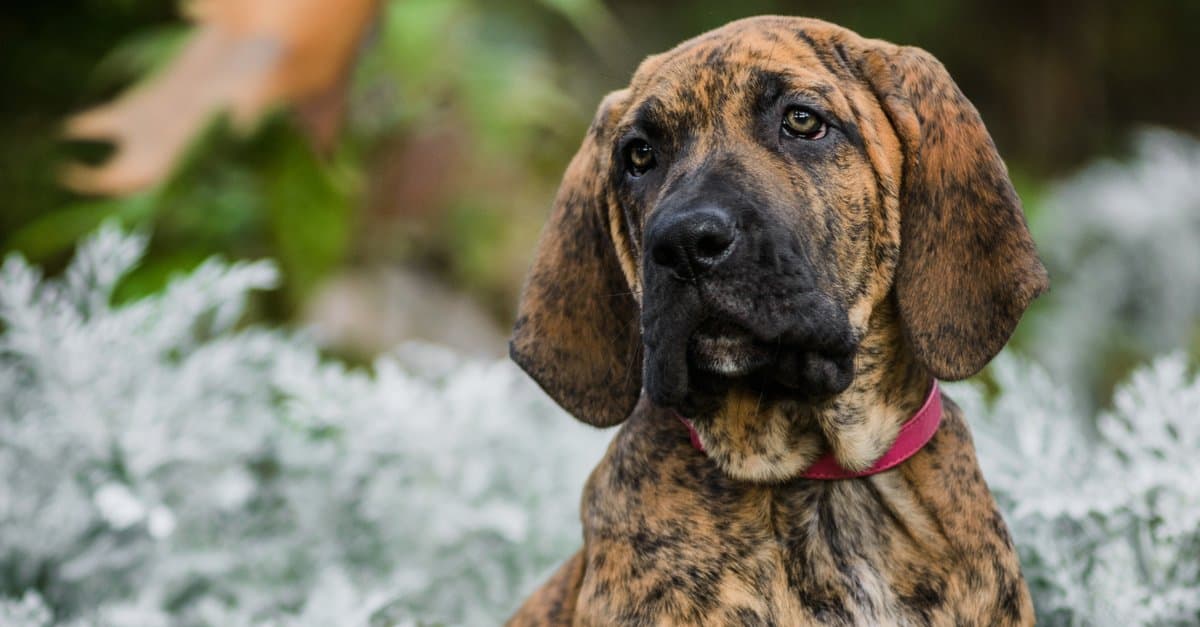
[509,90,643,428]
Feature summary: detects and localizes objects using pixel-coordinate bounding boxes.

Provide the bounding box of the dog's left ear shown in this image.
[509,90,643,427]
[851,39,1049,380]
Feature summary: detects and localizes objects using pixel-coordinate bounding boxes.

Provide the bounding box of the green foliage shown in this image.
[5,194,155,264]
[1,0,618,316]
[257,128,357,302]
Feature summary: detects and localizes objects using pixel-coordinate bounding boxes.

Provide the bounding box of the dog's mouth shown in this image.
[645,299,860,417]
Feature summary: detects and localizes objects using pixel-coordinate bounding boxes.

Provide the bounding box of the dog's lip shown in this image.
[689,334,773,376]
[687,319,774,377]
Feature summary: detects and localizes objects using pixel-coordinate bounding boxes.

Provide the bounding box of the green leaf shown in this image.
[4,193,156,262]
[112,247,210,304]
[259,127,355,303]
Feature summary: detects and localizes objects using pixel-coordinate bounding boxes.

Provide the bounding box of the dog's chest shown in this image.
[575,449,948,626]
[573,536,911,626]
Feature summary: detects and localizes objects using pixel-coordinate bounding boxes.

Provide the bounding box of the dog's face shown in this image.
[511,17,1047,468]
[622,37,886,416]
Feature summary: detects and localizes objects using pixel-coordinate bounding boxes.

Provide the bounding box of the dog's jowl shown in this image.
[508,16,1047,627]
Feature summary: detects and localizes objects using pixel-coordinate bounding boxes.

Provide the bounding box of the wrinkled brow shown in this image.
[746,68,839,112]
[747,69,791,116]
[619,96,676,141]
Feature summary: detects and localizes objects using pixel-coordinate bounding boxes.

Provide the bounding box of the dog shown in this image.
[507,16,1048,626]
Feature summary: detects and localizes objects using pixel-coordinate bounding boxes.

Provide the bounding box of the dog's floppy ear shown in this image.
[509,90,642,427]
[852,40,1049,380]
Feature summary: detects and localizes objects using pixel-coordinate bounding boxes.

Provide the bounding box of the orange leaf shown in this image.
[63,0,378,196]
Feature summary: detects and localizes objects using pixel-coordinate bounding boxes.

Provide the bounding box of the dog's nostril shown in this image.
[695,230,734,262]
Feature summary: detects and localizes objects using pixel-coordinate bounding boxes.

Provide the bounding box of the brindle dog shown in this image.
[507,16,1048,626]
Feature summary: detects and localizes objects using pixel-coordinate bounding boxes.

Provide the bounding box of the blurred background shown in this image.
[2,0,1199,400]
[3,2,1200,624]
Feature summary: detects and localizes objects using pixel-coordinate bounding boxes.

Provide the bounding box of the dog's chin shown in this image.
[658,325,858,419]
[689,328,774,377]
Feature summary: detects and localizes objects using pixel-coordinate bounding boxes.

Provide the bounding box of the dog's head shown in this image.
[510,16,1047,478]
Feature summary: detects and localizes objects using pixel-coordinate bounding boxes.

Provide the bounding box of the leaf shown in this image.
[259,127,354,302]
[63,0,379,196]
[4,194,155,262]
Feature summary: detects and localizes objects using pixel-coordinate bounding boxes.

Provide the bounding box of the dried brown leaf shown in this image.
[64,0,378,196]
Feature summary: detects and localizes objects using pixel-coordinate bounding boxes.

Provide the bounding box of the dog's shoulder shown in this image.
[506,550,587,626]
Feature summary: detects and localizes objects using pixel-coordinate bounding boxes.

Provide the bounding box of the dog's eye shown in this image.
[782,107,827,139]
[626,140,656,176]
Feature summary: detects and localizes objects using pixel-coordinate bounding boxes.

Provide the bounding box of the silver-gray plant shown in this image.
[951,354,1200,626]
[1026,128,1200,407]
[2,212,1199,624]
[0,225,609,625]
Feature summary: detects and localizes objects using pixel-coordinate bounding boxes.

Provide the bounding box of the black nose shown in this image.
[647,206,737,279]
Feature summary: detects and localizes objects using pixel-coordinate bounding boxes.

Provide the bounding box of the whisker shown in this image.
[619,320,642,393]
[752,386,766,422]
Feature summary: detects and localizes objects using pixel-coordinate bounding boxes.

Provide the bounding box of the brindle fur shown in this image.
[508,15,1046,626]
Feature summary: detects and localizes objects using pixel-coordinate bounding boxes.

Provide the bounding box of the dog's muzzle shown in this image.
[640,204,858,412]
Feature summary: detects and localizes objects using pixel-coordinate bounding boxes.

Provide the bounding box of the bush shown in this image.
[950,355,1200,625]
[5,130,1200,627]
[0,225,609,625]
[1024,129,1200,407]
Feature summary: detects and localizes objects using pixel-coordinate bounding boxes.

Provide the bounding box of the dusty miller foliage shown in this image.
[0,226,609,625]
[1027,128,1200,407]
[2,129,1199,625]
[950,354,1200,625]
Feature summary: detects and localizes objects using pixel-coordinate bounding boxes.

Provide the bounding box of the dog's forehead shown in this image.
[659,17,840,68]
[621,18,855,127]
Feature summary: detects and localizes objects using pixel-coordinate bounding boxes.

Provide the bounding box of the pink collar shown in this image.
[674,381,942,480]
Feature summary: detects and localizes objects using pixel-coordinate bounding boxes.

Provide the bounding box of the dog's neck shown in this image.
[690,298,931,482]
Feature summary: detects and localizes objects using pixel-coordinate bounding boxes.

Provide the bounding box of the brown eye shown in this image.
[782,107,826,139]
[627,140,656,175]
